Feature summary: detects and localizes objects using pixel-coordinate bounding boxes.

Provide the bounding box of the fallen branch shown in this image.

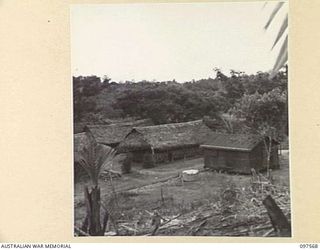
[120,224,139,233]
[262,228,275,237]
[188,219,207,236]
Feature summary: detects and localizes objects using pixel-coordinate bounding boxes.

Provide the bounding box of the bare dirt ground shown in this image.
[74,150,290,236]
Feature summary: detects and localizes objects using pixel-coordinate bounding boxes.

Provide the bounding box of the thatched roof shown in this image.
[109,118,153,126]
[74,118,153,134]
[201,133,269,152]
[85,124,132,146]
[119,120,214,151]
[85,119,153,146]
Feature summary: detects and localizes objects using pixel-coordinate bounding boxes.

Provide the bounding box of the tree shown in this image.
[231,88,286,137]
[73,76,101,122]
[251,121,276,177]
[78,136,116,236]
[213,68,228,81]
[102,75,111,85]
[222,73,245,102]
[231,87,287,174]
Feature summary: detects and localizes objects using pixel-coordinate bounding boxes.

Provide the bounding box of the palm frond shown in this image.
[99,147,117,175]
[77,134,116,185]
[95,144,112,167]
[78,157,95,183]
[272,14,288,50]
[264,2,285,30]
[271,51,287,79]
[270,35,288,78]
[264,2,288,78]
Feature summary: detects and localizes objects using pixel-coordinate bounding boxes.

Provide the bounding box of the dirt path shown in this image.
[74,157,204,205]
[74,152,290,230]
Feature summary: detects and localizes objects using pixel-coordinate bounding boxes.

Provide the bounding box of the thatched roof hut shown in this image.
[85,124,132,147]
[84,118,153,147]
[200,133,280,173]
[119,120,214,152]
[74,118,153,134]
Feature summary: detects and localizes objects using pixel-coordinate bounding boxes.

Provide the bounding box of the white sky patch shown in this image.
[71,2,287,82]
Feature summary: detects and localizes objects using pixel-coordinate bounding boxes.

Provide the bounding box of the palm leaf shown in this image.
[271,50,287,78]
[264,2,285,30]
[96,144,116,175]
[78,135,116,185]
[270,35,288,78]
[99,148,117,175]
[264,2,288,78]
[272,14,288,50]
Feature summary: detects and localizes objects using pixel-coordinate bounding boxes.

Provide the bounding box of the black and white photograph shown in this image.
[72,1,290,237]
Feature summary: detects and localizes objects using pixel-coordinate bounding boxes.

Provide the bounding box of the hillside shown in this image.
[73,70,288,139]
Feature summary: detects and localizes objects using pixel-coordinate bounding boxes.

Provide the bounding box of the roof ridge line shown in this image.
[133,119,203,129]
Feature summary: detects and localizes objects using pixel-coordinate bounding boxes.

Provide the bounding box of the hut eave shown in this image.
[200,144,252,152]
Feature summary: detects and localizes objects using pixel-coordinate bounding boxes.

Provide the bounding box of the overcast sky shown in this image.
[71,2,287,82]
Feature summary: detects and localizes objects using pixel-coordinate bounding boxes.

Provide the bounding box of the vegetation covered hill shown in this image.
[73,69,288,140]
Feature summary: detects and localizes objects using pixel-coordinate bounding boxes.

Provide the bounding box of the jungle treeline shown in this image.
[73,69,288,140]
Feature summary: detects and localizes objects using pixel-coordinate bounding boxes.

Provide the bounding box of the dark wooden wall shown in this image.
[203,142,280,174]
[249,142,264,171]
[203,148,251,173]
[131,146,201,164]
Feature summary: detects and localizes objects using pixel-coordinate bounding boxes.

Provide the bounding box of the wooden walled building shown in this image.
[200,133,280,174]
[118,120,213,164]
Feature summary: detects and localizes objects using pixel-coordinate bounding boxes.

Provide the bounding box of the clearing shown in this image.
[74,150,290,236]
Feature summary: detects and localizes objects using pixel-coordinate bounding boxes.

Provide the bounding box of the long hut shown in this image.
[84,119,153,148]
[74,118,153,134]
[118,120,214,164]
[200,133,280,174]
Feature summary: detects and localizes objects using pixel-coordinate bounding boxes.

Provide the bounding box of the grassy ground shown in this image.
[74,151,290,236]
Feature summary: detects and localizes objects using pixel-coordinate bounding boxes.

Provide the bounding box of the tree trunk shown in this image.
[83,185,104,236]
[263,136,272,178]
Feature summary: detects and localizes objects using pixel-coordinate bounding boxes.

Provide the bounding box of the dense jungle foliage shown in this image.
[73,69,288,140]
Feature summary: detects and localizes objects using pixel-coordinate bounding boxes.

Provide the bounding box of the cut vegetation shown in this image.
[74,151,290,236]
